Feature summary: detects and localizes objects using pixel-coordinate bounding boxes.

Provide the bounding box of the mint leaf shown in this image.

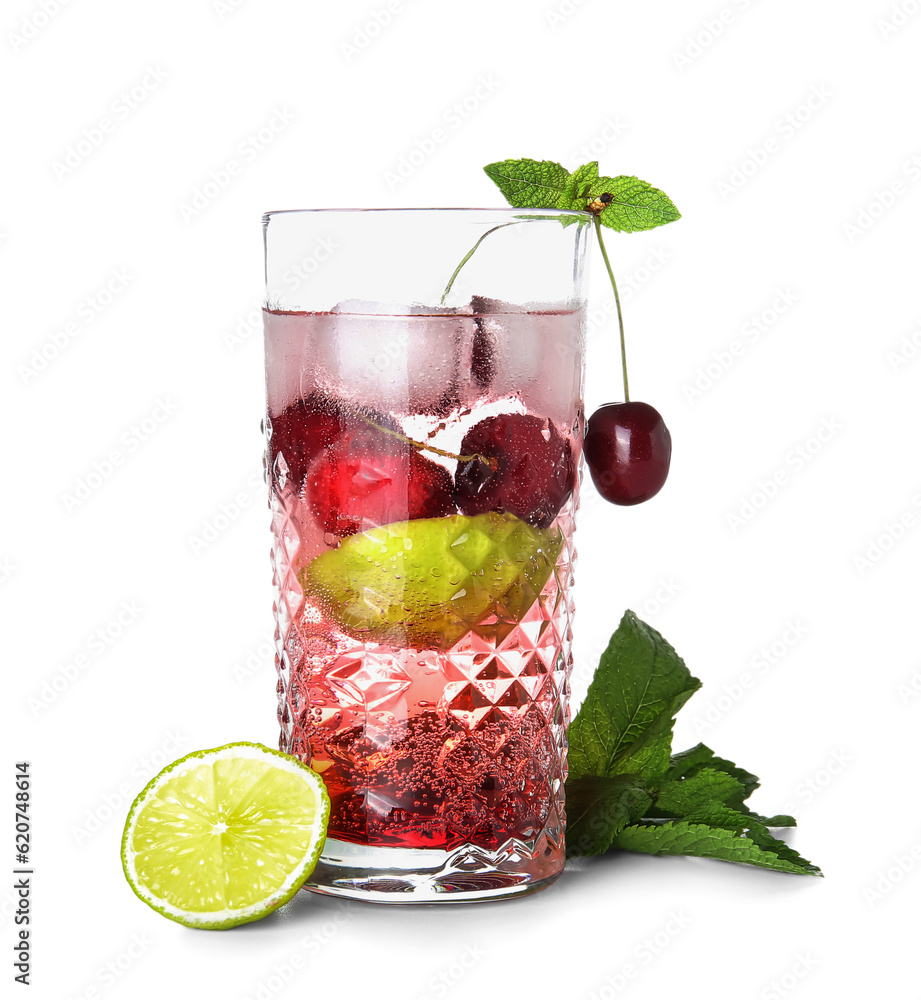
[665,743,720,779]
[482,159,680,233]
[751,813,797,828]
[482,159,573,209]
[591,175,681,232]
[668,746,760,801]
[565,775,651,858]
[654,803,814,872]
[649,747,794,826]
[567,610,701,782]
[655,767,749,814]
[562,614,819,876]
[701,755,760,800]
[612,820,822,876]
[605,710,676,785]
[740,819,814,868]
[559,161,600,210]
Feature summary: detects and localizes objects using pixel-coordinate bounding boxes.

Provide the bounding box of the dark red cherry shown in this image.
[305,423,455,537]
[267,393,344,488]
[470,296,497,389]
[453,413,574,528]
[583,401,671,505]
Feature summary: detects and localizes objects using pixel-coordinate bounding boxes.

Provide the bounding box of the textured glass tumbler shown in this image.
[263,209,590,902]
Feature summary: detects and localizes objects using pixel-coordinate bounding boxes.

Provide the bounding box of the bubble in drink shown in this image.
[265,299,583,876]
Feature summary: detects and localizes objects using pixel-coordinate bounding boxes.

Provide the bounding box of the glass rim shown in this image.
[262,206,593,224]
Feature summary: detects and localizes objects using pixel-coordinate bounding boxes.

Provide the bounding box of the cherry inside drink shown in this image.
[265,302,583,882]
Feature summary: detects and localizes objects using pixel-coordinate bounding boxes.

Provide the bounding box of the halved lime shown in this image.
[121,742,329,930]
[300,512,563,650]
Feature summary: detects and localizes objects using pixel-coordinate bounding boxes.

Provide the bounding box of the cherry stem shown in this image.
[593,215,630,402]
[354,413,498,471]
[440,221,520,305]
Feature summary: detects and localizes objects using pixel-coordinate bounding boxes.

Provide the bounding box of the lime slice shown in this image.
[121,742,329,930]
[300,512,564,650]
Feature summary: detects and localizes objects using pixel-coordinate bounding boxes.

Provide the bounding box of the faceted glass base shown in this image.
[303,837,563,903]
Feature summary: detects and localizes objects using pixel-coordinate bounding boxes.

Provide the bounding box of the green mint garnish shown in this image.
[481,159,574,212]
[483,158,680,233]
[565,611,822,876]
[567,610,700,781]
[566,774,652,857]
[611,820,821,876]
[445,157,680,402]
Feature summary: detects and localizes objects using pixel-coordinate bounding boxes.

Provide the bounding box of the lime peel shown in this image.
[121,742,329,930]
[300,512,564,650]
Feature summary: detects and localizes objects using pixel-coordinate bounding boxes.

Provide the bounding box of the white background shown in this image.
[3,0,920,997]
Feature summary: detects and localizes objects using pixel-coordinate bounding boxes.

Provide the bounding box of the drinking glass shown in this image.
[263,208,590,901]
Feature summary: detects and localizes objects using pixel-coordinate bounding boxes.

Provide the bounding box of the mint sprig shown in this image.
[483,158,680,233]
[467,157,680,402]
[565,612,822,877]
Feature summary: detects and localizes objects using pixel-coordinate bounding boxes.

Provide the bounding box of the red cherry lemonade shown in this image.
[264,302,583,882]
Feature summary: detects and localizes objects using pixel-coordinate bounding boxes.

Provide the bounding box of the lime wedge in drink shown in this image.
[300,511,564,650]
[121,742,329,929]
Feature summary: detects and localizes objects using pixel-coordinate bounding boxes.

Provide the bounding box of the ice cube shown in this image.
[462,298,584,427]
[331,299,416,316]
[313,307,478,416]
[263,309,328,415]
